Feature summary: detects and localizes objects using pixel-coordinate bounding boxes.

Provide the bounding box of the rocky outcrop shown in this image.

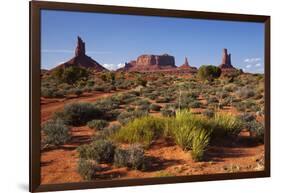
[51,36,108,72]
[118,54,176,72]
[219,48,235,69]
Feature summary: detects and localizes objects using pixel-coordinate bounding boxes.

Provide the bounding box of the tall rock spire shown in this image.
[184,57,189,67]
[219,48,235,69]
[75,36,86,57]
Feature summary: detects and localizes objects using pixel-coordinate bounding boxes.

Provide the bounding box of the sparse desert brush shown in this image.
[87,119,109,130]
[188,100,201,108]
[244,120,264,143]
[236,87,256,99]
[113,116,165,146]
[96,124,121,139]
[77,159,99,181]
[93,97,120,112]
[42,119,70,146]
[210,113,242,137]
[160,106,176,117]
[169,110,205,150]
[93,84,106,91]
[149,104,162,111]
[77,139,115,163]
[57,102,103,126]
[202,109,215,118]
[117,110,148,125]
[197,65,221,81]
[191,128,211,162]
[155,97,170,103]
[114,145,145,170]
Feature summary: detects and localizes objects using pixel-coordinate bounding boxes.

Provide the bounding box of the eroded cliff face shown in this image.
[136,54,176,68]
[118,54,176,72]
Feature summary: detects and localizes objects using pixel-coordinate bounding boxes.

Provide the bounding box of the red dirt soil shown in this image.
[40,92,264,184]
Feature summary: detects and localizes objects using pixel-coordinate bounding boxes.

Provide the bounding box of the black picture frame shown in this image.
[30,1,270,192]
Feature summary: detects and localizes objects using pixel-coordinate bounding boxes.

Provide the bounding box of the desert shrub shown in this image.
[96,124,121,139]
[244,120,264,142]
[93,85,106,92]
[52,66,88,85]
[207,97,219,104]
[236,87,255,99]
[169,110,205,150]
[155,97,170,103]
[56,103,103,126]
[114,145,145,169]
[238,113,256,123]
[77,139,115,163]
[74,88,83,96]
[117,110,148,125]
[149,104,162,111]
[133,99,150,106]
[42,119,70,146]
[202,109,215,118]
[197,65,221,81]
[160,106,176,117]
[210,113,242,137]
[113,116,165,146]
[93,98,120,112]
[137,104,150,112]
[87,119,109,130]
[41,87,55,98]
[191,128,211,162]
[77,159,99,181]
[188,100,201,108]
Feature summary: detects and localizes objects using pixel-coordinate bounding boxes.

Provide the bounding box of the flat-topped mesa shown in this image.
[219,48,235,69]
[50,36,108,72]
[75,36,86,57]
[136,54,176,69]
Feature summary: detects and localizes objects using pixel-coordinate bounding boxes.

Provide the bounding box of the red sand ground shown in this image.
[40,92,264,184]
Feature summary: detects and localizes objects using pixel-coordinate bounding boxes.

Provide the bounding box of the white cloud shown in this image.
[246,64,252,69]
[102,63,125,70]
[244,57,261,63]
[255,63,261,67]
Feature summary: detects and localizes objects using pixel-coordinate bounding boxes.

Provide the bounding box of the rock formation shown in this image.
[117,54,176,72]
[219,48,235,69]
[51,36,108,72]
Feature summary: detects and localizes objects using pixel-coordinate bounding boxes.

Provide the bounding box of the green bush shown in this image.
[52,66,88,85]
[42,119,70,146]
[197,65,221,81]
[245,120,264,142]
[149,104,162,111]
[113,116,165,146]
[117,110,148,125]
[87,119,109,130]
[96,124,121,139]
[114,145,145,169]
[191,128,211,161]
[56,103,103,126]
[236,87,255,99]
[169,110,204,150]
[77,159,99,181]
[77,139,115,163]
[202,109,214,118]
[211,113,242,137]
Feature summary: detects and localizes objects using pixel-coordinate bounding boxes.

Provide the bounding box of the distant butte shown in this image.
[50,36,108,72]
[219,48,236,70]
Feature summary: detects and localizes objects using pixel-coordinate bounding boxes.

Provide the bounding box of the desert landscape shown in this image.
[40,36,265,184]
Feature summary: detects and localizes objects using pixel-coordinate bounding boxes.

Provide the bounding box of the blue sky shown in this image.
[41,10,264,73]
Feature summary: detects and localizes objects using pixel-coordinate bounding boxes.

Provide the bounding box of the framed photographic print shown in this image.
[30,1,270,192]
